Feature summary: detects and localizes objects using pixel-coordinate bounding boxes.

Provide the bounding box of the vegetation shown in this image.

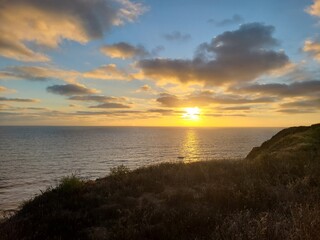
[1,124,320,240]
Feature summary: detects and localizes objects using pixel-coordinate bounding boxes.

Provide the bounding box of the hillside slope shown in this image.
[246,123,320,161]
[1,124,320,240]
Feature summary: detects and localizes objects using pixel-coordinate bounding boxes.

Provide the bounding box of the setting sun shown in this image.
[183,107,201,120]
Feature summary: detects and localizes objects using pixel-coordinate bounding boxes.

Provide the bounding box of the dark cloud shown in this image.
[0,97,39,102]
[147,109,175,115]
[163,31,191,42]
[277,109,317,114]
[89,103,131,109]
[68,95,131,109]
[234,80,320,97]
[275,98,320,114]
[76,110,142,116]
[25,107,47,110]
[0,66,79,82]
[47,84,98,96]
[0,105,48,111]
[101,42,149,59]
[156,92,276,108]
[137,23,289,86]
[0,112,22,116]
[0,0,145,61]
[216,106,251,111]
[150,46,165,56]
[156,94,181,107]
[280,99,320,108]
[208,14,244,27]
[68,95,126,103]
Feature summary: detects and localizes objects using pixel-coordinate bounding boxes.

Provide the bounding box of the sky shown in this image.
[0,0,320,127]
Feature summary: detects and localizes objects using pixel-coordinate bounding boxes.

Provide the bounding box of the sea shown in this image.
[0,126,281,216]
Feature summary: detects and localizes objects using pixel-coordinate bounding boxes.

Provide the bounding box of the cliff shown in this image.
[246,123,320,161]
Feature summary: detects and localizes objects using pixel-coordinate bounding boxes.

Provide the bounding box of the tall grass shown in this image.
[1,156,320,240]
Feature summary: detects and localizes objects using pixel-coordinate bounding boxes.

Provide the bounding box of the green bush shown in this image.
[57,175,84,193]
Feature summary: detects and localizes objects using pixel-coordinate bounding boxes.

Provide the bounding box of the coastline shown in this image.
[1,124,320,239]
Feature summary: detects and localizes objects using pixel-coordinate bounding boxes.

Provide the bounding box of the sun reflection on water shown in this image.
[179,128,200,162]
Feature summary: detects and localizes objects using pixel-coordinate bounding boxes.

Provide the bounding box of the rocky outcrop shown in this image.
[246,124,320,161]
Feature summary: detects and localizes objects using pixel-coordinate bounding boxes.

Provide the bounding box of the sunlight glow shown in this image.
[182,107,201,121]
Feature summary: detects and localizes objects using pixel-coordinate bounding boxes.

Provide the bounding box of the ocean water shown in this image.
[0,126,281,214]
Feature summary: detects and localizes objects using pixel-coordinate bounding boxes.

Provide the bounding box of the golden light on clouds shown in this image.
[0,1,320,127]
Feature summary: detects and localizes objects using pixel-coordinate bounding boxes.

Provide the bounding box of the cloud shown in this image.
[89,103,131,109]
[156,92,276,108]
[83,64,130,80]
[76,110,142,116]
[303,40,320,61]
[0,97,39,102]
[216,106,251,111]
[277,109,317,114]
[47,84,99,96]
[0,0,145,61]
[135,84,159,95]
[208,14,244,27]
[0,85,16,94]
[100,42,149,59]
[163,31,191,42]
[0,64,132,82]
[137,23,289,86]
[0,104,10,109]
[306,0,320,17]
[150,46,165,56]
[0,86,8,93]
[68,94,131,109]
[156,94,181,107]
[0,66,80,82]
[147,109,175,115]
[0,64,128,82]
[0,65,81,84]
[0,37,49,62]
[68,95,126,103]
[139,85,152,92]
[280,99,320,108]
[235,80,320,97]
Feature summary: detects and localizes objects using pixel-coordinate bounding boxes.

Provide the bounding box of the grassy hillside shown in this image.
[1,124,320,240]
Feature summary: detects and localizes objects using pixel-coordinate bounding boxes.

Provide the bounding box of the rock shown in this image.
[246,124,320,161]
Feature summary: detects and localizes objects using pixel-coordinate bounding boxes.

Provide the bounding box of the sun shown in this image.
[182,107,201,120]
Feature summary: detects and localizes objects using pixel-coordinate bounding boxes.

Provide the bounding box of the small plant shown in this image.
[110,165,130,177]
[58,175,84,193]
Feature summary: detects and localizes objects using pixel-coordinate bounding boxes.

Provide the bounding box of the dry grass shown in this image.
[1,153,320,240]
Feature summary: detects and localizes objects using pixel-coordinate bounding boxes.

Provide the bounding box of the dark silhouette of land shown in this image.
[1,124,320,240]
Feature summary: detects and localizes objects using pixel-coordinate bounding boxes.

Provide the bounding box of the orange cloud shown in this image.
[0,0,145,62]
[306,0,320,16]
[156,92,276,108]
[0,86,8,93]
[83,64,130,80]
[304,40,320,61]
[101,42,149,59]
